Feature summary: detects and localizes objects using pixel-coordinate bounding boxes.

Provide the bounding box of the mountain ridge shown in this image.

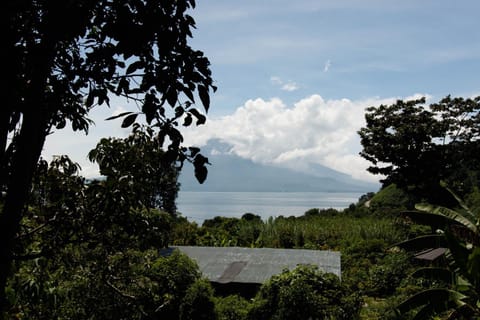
[180,141,379,193]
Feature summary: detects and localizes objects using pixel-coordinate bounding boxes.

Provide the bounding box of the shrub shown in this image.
[369,184,415,216]
[365,252,412,297]
[215,295,250,320]
[179,278,217,320]
[248,265,362,320]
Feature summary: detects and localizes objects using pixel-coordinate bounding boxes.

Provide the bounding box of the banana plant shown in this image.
[393,184,480,319]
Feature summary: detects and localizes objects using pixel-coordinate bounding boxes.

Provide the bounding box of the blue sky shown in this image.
[43,1,480,183]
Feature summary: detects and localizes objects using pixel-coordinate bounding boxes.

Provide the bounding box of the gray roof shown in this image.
[165,246,341,284]
[414,247,447,261]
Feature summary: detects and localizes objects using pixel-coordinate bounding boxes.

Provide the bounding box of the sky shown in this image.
[43,0,480,183]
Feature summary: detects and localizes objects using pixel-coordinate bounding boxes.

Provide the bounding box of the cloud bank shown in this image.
[184,94,427,183]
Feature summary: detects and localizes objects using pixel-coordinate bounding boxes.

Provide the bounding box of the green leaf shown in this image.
[441,183,478,228]
[411,267,453,284]
[415,204,477,233]
[396,289,466,315]
[392,234,447,252]
[467,247,480,283]
[401,210,459,229]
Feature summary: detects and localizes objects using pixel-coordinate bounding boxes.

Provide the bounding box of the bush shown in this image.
[365,252,412,297]
[369,184,415,216]
[215,295,250,320]
[179,278,217,320]
[248,265,362,320]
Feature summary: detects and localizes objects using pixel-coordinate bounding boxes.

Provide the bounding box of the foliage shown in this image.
[248,265,362,320]
[358,96,480,200]
[5,150,200,319]
[88,125,180,214]
[195,215,263,247]
[393,186,480,319]
[364,252,411,297]
[178,278,217,320]
[368,184,416,216]
[215,295,250,320]
[2,0,215,310]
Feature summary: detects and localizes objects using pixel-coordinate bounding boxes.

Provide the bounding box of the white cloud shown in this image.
[183,94,429,183]
[270,76,283,85]
[324,59,331,72]
[281,82,299,92]
[42,92,431,183]
[270,76,299,92]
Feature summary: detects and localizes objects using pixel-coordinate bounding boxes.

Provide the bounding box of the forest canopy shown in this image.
[358,95,480,199]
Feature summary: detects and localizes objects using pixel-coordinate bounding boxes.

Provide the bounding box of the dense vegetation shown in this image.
[3,126,480,319]
[0,156,456,319]
[1,0,214,309]
[4,0,480,319]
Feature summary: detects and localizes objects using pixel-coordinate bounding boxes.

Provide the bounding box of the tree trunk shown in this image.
[0,111,48,313]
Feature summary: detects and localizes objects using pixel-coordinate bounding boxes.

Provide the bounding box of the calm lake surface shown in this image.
[176,191,364,223]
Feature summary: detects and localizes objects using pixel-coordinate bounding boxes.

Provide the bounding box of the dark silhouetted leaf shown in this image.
[121,113,138,128]
[183,87,195,102]
[175,106,184,118]
[189,147,200,157]
[183,114,192,126]
[198,85,210,112]
[193,153,209,183]
[105,112,133,121]
[86,91,95,108]
[194,165,207,184]
[188,108,206,125]
[126,60,144,74]
[167,87,178,107]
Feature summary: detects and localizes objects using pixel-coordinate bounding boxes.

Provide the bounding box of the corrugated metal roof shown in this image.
[162,246,341,284]
[414,247,447,261]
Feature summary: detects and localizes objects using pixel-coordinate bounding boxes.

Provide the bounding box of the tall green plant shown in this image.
[394,185,480,319]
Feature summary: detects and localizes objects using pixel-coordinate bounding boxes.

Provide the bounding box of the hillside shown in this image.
[179,142,379,193]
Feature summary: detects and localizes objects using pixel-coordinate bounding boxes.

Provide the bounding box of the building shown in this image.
[161,246,341,297]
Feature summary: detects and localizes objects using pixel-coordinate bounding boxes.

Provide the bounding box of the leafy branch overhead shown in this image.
[2,0,216,311]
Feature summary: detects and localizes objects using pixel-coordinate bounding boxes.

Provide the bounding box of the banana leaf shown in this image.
[401,210,462,230]
[411,267,453,284]
[396,288,466,315]
[415,204,477,234]
[392,234,447,252]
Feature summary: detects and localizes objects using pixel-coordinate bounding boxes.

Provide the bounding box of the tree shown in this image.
[1,0,215,311]
[358,96,480,200]
[7,153,211,318]
[88,125,180,214]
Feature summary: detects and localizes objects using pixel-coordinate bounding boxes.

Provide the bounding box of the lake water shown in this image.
[176,191,363,223]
